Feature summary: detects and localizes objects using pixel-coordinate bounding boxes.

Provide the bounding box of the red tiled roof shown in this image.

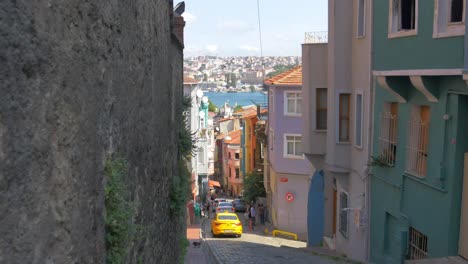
[264,65,302,86]
[224,130,241,145]
[183,76,199,84]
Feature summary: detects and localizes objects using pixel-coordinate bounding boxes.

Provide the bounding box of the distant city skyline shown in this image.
[182,0,328,57]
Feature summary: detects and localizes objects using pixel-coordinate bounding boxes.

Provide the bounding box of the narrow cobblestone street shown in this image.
[196,212,354,264]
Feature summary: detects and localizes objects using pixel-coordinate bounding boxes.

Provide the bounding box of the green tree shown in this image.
[234,105,243,112]
[266,64,298,78]
[203,73,208,82]
[208,100,217,112]
[249,85,255,92]
[243,172,266,204]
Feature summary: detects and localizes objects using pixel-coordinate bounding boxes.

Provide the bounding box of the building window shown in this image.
[433,0,465,38]
[408,227,428,260]
[269,90,274,114]
[389,0,418,35]
[284,134,303,158]
[235,153,239,160]
[269,128,274,151]
[354,93,364,147]
[228,152,231,159]
[229,169,232,178]
[357,0,366,37]
[378,102,398,166]
[316,88,328,130]
[339,191,349,238]
[284,91,302,116]
[197,147,204,164]
[339,94,351,142]
[235,168,240,178]
[450,0,464,23]
[406,105,430,177]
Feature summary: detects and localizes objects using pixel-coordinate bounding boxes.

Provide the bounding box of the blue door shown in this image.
[307,170,324,246]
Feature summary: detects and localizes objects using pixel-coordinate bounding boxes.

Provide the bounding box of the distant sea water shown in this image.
[204,91,268,109]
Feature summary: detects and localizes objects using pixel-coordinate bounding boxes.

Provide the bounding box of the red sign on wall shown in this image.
[285,192,295,202]
[280,177,288,182]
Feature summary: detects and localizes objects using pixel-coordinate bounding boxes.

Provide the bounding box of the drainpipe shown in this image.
[464,5,468,78]
[366,1,375,261]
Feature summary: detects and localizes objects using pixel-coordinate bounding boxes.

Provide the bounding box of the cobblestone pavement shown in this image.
[202,212,348,264]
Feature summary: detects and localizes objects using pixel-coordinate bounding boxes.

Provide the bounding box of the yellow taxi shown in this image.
[211,212,242,237]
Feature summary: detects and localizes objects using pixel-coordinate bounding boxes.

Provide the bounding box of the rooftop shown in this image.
[264,65,302,86]
[223,130,241,145]
[183,76,199,84]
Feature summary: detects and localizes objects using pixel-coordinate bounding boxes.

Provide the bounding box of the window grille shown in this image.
[378,111,398,166]
[408,227,428,260]
[339,192,349,237]
[406,107,429,177]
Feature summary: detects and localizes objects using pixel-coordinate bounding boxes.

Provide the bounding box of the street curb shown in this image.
[200,218,220,264]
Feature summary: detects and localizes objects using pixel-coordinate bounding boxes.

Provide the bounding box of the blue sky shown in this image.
[182,0,328,57]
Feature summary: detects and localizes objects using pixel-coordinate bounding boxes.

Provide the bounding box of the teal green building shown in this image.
[371,0,468,263]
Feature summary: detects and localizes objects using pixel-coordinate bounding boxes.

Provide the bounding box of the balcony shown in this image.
[304,31,328,44]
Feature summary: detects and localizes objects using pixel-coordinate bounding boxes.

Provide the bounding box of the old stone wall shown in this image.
[0,1,184,263]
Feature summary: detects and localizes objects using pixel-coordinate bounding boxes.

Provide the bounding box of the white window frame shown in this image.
[354,92,364,148]
[283,134,304,159]
[357,0,366,38]
[339,190,349,238]
[433,0,466,38]
[388,0,419,38]
[283,91,302,117]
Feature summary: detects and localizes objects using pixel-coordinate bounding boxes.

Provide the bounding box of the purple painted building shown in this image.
[265,66,313,238]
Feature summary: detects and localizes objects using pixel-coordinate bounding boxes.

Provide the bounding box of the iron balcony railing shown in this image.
[304,31,328,44]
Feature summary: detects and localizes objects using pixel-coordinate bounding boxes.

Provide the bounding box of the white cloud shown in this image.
[205,45,218,53]
[182,12,196,23]
[217,19,254,33]
[239,45,260,52]
[273,33,294,42]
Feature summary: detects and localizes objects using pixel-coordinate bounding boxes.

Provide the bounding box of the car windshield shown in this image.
[218,202,232,207]
[218,215,238,221]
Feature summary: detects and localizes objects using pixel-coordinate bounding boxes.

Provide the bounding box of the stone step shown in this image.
[405,256,468,264]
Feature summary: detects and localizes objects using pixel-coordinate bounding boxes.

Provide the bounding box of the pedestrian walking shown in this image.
[258,204,265,224]
[249,203,257,231]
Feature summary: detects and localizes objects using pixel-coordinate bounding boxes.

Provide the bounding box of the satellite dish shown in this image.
[207,119,213,126]
[202,96,208,103]
[196,89,204,98]
[224,136,232,141]
[199,111,205,118]
[208,152,213,159]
